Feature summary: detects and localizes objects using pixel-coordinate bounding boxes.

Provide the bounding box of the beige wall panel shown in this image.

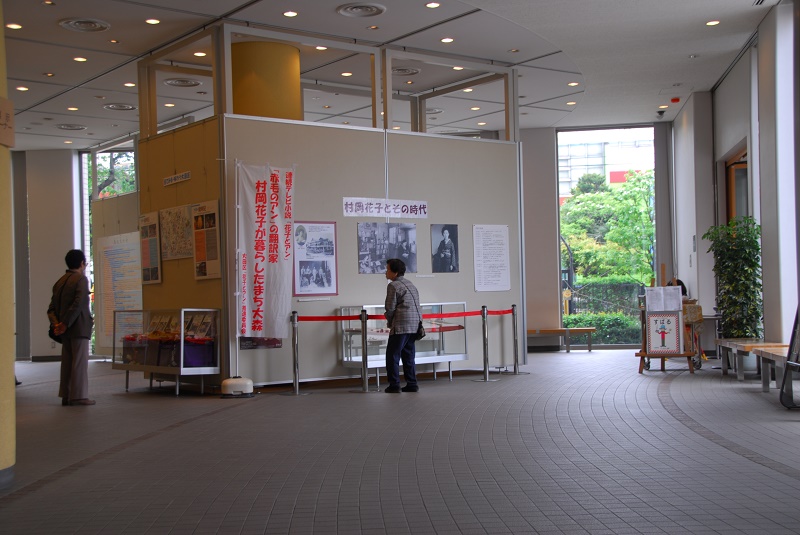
[223,117,523,384]
[138,118,223,313]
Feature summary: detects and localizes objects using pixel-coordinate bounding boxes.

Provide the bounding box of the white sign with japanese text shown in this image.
[0,96,15,148]
[343,197,428,218]
[237,162,294,339]
[192,200,221,280]
[473,224,511,292]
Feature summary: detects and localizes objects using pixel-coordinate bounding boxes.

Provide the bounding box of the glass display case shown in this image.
[339,302,468,380]
[112,309,220,394]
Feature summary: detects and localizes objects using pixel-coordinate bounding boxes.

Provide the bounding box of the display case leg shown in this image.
[125,371,129,392]
[175,376,179,397]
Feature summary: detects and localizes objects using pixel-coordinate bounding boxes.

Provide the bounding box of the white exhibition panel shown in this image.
[223,116,523,385]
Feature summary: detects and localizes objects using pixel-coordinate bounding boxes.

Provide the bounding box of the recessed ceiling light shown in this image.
[706,20,720,26]
[341,72,353,77]
[73,57,87,62]
[6,23,22,30]
[124,82,136,87]
[453,66,464,71]
[426,2,440,7]
[463,88,473,93]
[94,95,106,99]
[567,82,580,87]
[145,19,160,25]
[470,106,480,111]
[508,49,519,53]
[64,140,73,144]
[324,105,331,109]
[42,1,56,5]
[164,103,175,107]
[440,37,454,43]
[406,80,413,85]
[688,54,698,59]
[566,101,576,106]
[316,46,327,51]
[197,91,207,95]
[109,39,119,44]
[659,105,669,109]
[67,107,78,111]
[194,52,206,57]
[16,86,29,92]
[367,25,379,30]
[284,11,298,17]
[342,121,349,124]
[392,126,401,130]
[44,72,54,77]
[477,122,486,126]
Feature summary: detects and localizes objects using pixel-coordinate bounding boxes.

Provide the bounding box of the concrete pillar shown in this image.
[0,2,17,489]
[231,42,302,120]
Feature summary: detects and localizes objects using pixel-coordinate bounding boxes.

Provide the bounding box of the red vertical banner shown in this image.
[237,162,294,339]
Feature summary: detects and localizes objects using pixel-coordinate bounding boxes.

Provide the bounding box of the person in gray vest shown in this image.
[47,249,95,406]
[383,258,421,393]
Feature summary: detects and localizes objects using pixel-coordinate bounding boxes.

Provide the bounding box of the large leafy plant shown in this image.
[702,216,763,338]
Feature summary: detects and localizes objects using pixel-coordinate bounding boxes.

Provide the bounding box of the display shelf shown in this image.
[112,309,220,395]
[339,302,469,381]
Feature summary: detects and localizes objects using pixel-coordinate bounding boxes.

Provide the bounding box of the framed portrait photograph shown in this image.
[357,222,417,274]
[431,224,459,273]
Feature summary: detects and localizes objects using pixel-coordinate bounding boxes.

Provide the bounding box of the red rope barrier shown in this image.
[297,308,508,322]
[298,315,361,322]
[487,309,513,316]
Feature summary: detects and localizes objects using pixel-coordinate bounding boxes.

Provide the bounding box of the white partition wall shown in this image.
[223,115,523,384]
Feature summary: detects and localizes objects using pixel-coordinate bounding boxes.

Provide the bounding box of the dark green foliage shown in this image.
[571,277,643,315]
[562,312,641,344]
[702,216,763,338]
[572,173,611,195]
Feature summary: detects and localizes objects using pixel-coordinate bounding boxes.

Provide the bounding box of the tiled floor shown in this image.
[3,350,800,534]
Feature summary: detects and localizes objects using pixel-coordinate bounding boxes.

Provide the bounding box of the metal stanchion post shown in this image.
[351,309,378,393]
[473,305,499,382]
[281,311,310,396]
[504,303,529,375]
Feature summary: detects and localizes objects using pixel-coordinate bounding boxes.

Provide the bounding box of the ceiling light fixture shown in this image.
[94,96,106,99]
[706,20,720,26]
[462,88,473,93]
[6,23,22,30]
[658,105,669,109]
[341,72,353,77]
[56,124,87,131]
[440,37,454,43]
[44,73,54,77]
[164,78,202,87]
[406,80,413,84]
[478,122,486,126]
[452,66,464,71]
[324,105,331,109]
[16,86,29,92]
[124,82,136,87]
[194,52,206,57]
[67,107,78,111]
[64,141,73,144]
[104,103,137,111]
[316,46,327,51]
[508,49,519,53]
[146,19,160,25]
[109,39,119,44]
[342,121,349,124]
[283,11,298,17]
[470,107,480,111]
[566,101,576,106]
[426,2,440,8]
[42,1,56,5]
[74,57,87,62]
[392,126,401,130]
[567,82,580,87]
[367,25,379,30]
[164,103,175,107]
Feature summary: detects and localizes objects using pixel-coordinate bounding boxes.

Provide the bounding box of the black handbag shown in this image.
[415,321,426,341]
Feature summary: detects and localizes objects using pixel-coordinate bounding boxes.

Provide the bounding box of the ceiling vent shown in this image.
[392,67,421,76]
[752,0,765,5]
[58,18,111,32]
[164,78,202,88]
[426,108,443,115]
[336,3,387,17]
[56,124,87,131]
[103,103,137,111]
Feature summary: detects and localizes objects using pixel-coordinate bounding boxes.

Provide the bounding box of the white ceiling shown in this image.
[4,0,780,151]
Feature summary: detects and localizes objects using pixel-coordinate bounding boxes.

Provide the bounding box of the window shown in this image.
[95,150,137,200]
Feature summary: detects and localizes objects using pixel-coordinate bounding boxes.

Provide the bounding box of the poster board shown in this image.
[645,311,684,354]
[139,211,161,284]
[192,200,221,279]
[294,221,337,296]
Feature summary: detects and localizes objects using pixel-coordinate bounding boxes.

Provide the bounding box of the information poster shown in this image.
[96,232,143,348]
[192,200,221,280]
[646,311,684,354]
[473,225,510,292]
[139,211,161,284]
[294,221,337,296]
[159,205,193,260]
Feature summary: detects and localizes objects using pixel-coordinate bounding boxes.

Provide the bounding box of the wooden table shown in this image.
[728,341,788,381]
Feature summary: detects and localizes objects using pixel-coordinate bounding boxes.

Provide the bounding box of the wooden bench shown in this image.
[527,327,597,352]
[753,346,792,395]
[716,338,787,381]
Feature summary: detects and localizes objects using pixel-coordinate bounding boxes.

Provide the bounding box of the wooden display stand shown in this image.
[636,350,696,373]
[636,281,695,373]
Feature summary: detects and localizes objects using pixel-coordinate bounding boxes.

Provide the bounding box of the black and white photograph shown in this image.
[431,224,459,273]
[293,221,338,295]
[357,222,417,274]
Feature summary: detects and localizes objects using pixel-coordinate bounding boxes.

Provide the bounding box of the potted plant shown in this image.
[702,216,763,338]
